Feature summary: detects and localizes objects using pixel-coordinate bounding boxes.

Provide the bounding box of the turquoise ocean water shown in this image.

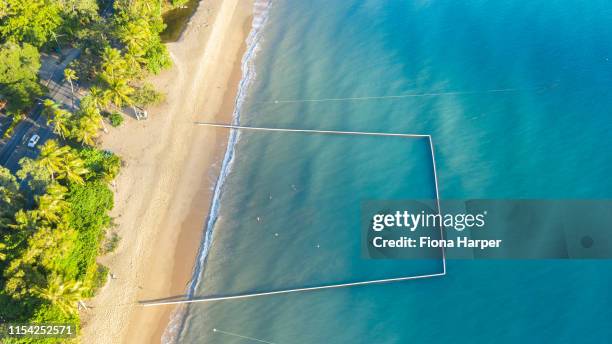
[171,1,612,342]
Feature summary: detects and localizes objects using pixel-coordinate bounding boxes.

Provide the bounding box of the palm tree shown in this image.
[63,68,78,108]
[123,51,144,79]
[43,100,72,139]
[37,140,70,181]
[32,274,86,316]
[9,209,38,233]
[99,47,136,110]
[58,152,88,185]
[80,100,107,133]
[35,183,68,223]
[7,210,39,252]
[118,20,149,56]
[71,116,99,146]
[0,165,22,217]
[101,47,125,81]
[103,77,134,109]
[0,242,6,261]
[43,99,59,115]
[86,87,108,110]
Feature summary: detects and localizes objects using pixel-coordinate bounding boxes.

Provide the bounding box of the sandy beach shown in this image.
[81,0,254,342]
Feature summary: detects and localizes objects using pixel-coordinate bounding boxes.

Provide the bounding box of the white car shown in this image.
[27,134,40,148]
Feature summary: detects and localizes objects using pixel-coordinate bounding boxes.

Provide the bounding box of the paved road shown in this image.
[0,102,43,167]
[0,48,80,172]
[0,102,54,171]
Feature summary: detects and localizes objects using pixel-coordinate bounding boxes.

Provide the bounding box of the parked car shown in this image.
[27,134,40,148]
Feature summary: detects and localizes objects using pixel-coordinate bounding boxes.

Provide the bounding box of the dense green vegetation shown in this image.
[1,0,171,121]
[0,0,178,341]
[108,112,124,127]
[0,43,43,114]
[0,141,121,343]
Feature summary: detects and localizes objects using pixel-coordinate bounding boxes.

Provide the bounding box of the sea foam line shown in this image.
[161,1,273,343]
[190,0,272,298]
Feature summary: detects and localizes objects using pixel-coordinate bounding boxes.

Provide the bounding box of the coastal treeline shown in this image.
[0,0,175,341]
[1,0,170,118]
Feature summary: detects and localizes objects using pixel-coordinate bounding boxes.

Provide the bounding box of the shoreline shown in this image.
[161,16,255,341]
[81,0,254,343]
